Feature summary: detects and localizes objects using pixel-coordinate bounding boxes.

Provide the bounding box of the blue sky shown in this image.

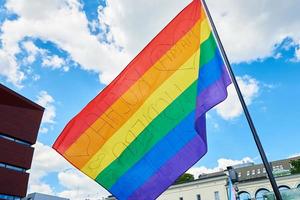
[0,0,300,199]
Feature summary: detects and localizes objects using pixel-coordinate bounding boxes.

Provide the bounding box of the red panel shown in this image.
[0,138,34,169]
[0,84,44,144]
[0,168,29,197]
[0,104,43,144]
[0,84,43,111]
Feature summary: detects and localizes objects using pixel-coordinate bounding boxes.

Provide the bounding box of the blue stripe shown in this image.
[110,111,197,200]
[197,49,224,94]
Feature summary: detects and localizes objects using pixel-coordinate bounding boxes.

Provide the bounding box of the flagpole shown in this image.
[201,0,282,199]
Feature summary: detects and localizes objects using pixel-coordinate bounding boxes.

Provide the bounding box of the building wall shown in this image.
[158,175,228,200]
[237,174,300,198]
[0,84,44,199]
[103,152,300,200]
[156,174,300,200]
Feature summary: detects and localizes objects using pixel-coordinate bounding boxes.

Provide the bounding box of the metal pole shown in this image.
[201,0,282,199]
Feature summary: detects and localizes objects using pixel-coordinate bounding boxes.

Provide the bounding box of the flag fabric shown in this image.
[53,0,231,199]
[228,178,237,200]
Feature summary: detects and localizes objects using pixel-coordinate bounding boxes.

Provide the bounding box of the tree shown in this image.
[175,173,195,184]
[290,159,300,174]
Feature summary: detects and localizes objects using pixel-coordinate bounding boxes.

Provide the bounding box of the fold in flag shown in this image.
[53,0,231,199]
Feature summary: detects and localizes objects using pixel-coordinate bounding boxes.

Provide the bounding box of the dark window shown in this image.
[214,191,220,200]
[0,133,31,146]
[179,197,183,200]
[279,185,290,191]
[238,191,251,200]
[255,188,270,200]
[297,184,300,188]
[0,194,21,200]
[0,162,26,172]
[197,194,201,200]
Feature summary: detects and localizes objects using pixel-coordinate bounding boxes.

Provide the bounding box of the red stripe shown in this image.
[53,0,201,153]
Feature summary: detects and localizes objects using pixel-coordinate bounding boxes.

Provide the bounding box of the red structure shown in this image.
[0,84,44,199]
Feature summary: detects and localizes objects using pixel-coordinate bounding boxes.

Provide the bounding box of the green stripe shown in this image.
[96,81,198,189]
[200,32,217,66]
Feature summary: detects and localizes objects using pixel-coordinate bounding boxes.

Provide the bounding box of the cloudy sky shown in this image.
[1,0,300,199]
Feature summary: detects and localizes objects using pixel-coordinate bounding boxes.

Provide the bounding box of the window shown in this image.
[196,194,201,200]
[279,185,290,191]
[0,194,21,200]
[238,191,251,200]
[246,171,250,176]
[255,188,270,200]
[257,169,261,174]
[214,191,220,200]
[252,169,255,175]
[0,133,31,146]
[179,197,183,200]
[297,184,300,188]
[280,165,283,169]
[6,165,25,172]
[263,168,266,173]
[0,163,26,172]
[238,172,242,177]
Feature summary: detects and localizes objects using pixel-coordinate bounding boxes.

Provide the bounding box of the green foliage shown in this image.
[175,173,195,184]
[290,159,300,174]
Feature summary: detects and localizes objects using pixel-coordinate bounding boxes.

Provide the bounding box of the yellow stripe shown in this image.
[81,19,212,179]
[63,19,205,169]
[201,18,210,43]
[83,51,200,178]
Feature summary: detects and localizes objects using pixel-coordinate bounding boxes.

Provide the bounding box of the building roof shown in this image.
[0,83,44,144]
[171,156,300,187]
[234,156,300,183]
[0,83,44,111]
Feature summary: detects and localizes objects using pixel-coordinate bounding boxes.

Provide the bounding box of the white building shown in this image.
[158,156,300,200]
[106,156,300,200]
[157,172,227,200]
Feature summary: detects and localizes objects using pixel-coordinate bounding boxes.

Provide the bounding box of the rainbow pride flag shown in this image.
[53,0,231,199]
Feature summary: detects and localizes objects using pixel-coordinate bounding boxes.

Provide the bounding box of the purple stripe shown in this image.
[127,64,231,200]
[196,65,231,118]
[128,135,206,200]
[195,65,231,135]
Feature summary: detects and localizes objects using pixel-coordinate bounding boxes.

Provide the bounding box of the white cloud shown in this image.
[98,0,190,56]
[206,0,300,63]
[39,127,49,134]
[29,183,54,195]
[2,0,300,87]
[28,142,109,199]
[28,142,70,194]
[0,0,129,86]
[58,170,110,200]
[99,0,300,64]
[215,75,260,120]
[294,47,300,62]
[288,153,300,159]
[188,157,253,178]
[22,40,46,64]
[42,55,66,70]
[35,91,56,124]
[0,49,25,87]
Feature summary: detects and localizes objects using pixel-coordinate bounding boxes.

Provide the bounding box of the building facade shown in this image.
[158,156,300,200]
[158,172,228,200]
[105,156,300,200]
[0,84,44,200]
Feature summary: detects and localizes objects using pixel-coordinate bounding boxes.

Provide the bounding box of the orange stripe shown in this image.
[53,0,202,154]
[63,18,205,169]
